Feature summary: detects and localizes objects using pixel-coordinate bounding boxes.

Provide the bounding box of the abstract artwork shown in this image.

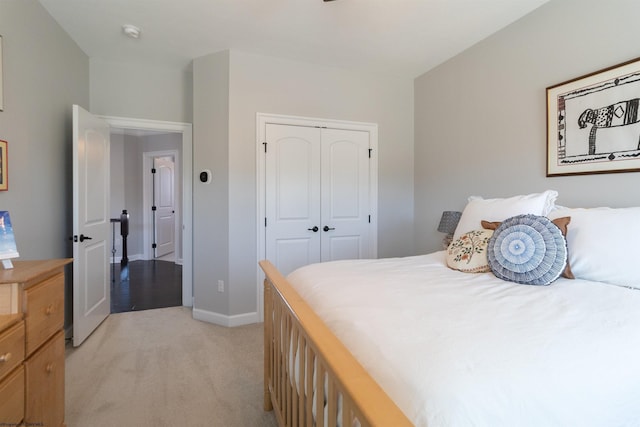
[0,211,19,268]
[547,57,640,176]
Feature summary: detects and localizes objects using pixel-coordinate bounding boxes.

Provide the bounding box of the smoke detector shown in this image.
[122,24,141,39]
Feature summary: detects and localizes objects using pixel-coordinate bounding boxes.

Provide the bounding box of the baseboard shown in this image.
[109,254,182,264]
[109,253,144,264]
[65,324,73,340]
[192,308,259,327]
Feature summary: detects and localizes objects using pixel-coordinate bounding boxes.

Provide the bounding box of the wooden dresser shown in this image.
[0,259,72,427]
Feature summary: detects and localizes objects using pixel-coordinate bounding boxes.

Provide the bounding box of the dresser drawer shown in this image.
[0,321,24,380]
[24,273,64,355]
[25,330,64,427]
[0,365,25,424]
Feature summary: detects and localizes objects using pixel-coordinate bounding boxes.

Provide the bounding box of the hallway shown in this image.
[110,259,182,313]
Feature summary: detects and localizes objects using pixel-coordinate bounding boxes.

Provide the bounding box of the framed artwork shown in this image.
[547,57,640,176]
[0,140,7,191]
[0,211,19,269]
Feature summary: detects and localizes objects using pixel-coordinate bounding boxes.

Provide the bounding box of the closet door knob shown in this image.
[323,226,335,232]
[307,226,319,232]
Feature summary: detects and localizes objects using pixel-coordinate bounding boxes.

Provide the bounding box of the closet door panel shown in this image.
[320,128,371,262]
[265,124,321,276]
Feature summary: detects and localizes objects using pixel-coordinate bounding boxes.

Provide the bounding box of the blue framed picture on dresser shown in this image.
[0,211,18,268]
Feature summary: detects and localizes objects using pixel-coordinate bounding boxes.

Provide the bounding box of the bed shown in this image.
[260,191,640,427]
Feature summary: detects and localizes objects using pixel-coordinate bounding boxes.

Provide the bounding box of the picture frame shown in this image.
[0,211,19,269]
[547,57,640,176]
[0,140,7,191]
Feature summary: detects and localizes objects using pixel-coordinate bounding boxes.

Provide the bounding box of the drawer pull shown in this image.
[45,304,54,315]
[0,352,11,363]
[46,362,55,373]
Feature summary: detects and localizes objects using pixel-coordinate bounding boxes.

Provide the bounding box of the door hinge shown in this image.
[152,243,157,249]
[265,217,267,227]
[369,215,371,223]
[263,142,267,153]
[151,167,156,174]
[152,206,157,211]
[368,148,372,158]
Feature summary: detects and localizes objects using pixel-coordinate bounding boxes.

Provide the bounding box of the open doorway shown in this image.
[102,116,193,313]
[109,130,183,312]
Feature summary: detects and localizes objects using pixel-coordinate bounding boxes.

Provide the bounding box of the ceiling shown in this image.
[37,0,550,79]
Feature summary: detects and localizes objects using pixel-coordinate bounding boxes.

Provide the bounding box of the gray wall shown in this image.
[414,0,640,254]
[193,51,231,317]
[90,58,192,123]
[194,50,414,320]
[0,0,89,331]
[123,136,143,257]
[110,131,126,258]
[0,0,89,259]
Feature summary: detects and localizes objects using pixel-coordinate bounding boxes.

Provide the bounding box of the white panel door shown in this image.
[264,123,372,275]
[320,128,371,261]
[265,124,321,277]
[154,156,176,258]
[72,105,110,347]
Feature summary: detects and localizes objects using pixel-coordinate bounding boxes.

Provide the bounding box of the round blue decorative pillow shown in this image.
[487,214,567,285]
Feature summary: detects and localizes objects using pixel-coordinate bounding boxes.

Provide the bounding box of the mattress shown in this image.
[286,251,640,427]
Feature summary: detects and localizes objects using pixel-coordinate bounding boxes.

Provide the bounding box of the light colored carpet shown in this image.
[65,307,278,427]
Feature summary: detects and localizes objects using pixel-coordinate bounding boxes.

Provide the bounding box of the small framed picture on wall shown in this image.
[0,140,7,191]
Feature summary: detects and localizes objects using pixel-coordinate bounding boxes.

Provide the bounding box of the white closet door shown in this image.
[320,128,371,262]
[265,124,321,276]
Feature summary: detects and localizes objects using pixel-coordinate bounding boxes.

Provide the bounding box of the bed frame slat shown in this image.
[260,260,413,427]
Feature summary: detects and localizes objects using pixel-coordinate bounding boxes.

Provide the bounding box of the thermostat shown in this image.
[199,169,212,184]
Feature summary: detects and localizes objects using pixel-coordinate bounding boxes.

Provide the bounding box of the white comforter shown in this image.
[286,251,640,427]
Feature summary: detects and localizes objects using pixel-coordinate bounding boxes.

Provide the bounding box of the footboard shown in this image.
[260,260,413,427]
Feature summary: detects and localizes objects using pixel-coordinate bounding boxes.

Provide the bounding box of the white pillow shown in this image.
[452,190,559,241]
[548,207,640,289]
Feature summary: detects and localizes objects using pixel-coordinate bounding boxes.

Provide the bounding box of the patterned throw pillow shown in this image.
[487,214,567,286]
[446,229,494,273]
[482,216,574,279]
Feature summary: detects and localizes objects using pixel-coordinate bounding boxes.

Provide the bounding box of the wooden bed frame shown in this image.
[260,260,413,427]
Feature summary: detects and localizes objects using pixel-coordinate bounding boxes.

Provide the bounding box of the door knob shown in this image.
[79,234,93,242]
[307,226,319,232]
[323,226,335,232]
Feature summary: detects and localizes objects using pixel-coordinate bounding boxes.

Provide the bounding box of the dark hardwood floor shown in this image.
[110,259,182,313]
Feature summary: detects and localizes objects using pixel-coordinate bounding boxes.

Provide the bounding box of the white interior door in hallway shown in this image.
[153,155,176,258]
[263,121,377,277]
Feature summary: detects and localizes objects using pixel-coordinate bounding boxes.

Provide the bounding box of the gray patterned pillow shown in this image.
[487,214,567,285]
